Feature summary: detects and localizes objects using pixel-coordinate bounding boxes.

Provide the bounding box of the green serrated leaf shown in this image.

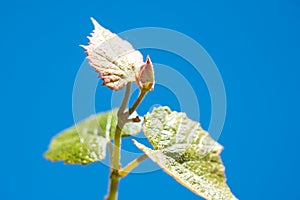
[133,106,237,200]
[44,109,142,165]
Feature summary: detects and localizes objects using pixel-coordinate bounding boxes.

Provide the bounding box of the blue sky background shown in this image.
[1,0,300,199]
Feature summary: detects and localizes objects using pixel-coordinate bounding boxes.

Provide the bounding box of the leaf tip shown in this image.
[90,17,100,28]
[132,139,138,146]
[146,55,151,64]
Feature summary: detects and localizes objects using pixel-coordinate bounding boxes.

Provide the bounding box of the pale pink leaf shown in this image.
[81,18,144,91]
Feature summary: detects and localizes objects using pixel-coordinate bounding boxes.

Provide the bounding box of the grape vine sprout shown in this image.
[44,18,237,200]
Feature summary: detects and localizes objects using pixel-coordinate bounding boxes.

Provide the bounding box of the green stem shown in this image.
[118,154,148,177]
[128,89,147,115]
[105,86,148,200]
[105,83,131,200]
[118,82,131,117]
[106,173,119,200]
[105,125,122,200]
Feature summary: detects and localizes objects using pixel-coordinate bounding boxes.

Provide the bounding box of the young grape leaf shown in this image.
[81,18,144,91]
[44,109,142,165]
[133,106,237,200]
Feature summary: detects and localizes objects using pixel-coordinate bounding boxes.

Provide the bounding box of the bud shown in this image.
[136,56,155,91]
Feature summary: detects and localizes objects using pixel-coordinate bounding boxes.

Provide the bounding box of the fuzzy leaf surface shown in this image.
[133,106,237,200]
[45,109,142,165]
[81,18,144,91]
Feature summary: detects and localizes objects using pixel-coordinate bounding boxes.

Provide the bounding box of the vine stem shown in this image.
[118,83,132,117]
[118,154,148,177]
[128,89,147,115]
[105,84,148,200]
[105,125,122,200]
[105,83,131,200]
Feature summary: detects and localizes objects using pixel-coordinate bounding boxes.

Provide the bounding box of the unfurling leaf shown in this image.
[81,18,145,91]
[136,56,155,91]
[133,107,237,200]
[44,109,142,165]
